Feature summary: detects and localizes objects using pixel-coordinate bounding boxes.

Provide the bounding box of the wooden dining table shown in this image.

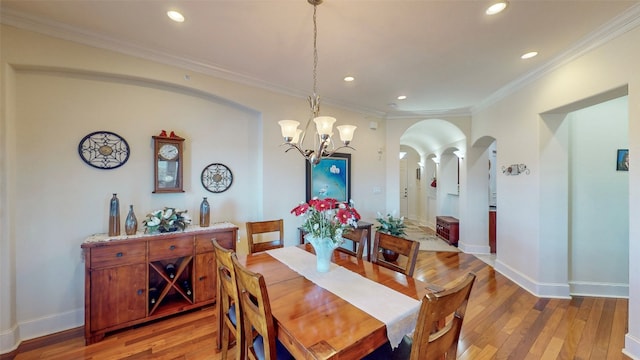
[235,243,430,360]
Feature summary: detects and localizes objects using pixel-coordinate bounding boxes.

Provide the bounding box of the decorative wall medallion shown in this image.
[201,163,233,193]
[78,131,130,169]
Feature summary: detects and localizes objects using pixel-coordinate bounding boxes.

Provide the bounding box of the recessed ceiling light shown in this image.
[343,76,355,82]
[397,95,407,100]
[486,1,508,15]
[521,51,538,59]
[167,10,185,23]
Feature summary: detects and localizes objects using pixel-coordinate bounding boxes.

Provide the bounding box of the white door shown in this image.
[400,158,408,217]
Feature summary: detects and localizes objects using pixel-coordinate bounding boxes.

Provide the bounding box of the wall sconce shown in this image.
[502,164,530,175]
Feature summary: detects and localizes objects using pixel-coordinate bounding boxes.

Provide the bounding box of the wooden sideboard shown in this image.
[81,223,237,344]
[436,216,459,246]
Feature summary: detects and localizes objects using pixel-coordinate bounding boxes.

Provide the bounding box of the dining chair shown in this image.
[246,219,284,254]
[212,239,243,360]
[392,272,477,360]
[337,228,367,259]
[371,232,420,277]
[231,256,294,360]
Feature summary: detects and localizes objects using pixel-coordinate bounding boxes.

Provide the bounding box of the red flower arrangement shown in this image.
[291,198,361,244]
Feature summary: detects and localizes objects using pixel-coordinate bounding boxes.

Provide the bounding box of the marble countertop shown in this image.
[84,222,238,243]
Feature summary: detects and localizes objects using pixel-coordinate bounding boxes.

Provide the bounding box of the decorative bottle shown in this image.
[199,197,210,227]
[125,205,138,235]
[108,193,120,236]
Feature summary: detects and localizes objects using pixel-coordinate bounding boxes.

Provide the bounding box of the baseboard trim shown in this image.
[569,281,629,298]
[494,259,572,299]
[624,333,640,360]
[0,327,83,359]
[0,308,83,355]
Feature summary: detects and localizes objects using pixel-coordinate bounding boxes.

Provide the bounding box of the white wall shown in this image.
[569,96,629,297]
[469,23,640,357]
[0,25,387,353]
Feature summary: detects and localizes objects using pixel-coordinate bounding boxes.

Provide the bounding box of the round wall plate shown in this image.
[78,131,130,169]
[201,163,233,193]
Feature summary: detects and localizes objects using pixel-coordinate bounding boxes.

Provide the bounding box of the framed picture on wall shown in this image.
[617,149,629,171]
[306,153,351,202]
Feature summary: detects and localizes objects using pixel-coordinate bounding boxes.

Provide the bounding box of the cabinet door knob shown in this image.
[137,289,143,295]
[116,252,123,257]
[169,245,176,250]
[199,276,206,281]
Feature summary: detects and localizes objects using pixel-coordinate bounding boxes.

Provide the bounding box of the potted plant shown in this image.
[375,212,407,261]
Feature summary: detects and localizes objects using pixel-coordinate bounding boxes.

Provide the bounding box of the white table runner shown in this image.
[266,246,420,348]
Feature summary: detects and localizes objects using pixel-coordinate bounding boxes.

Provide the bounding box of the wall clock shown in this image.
[153,133,185,193]
[201,163,233,193]
[78,131,130,169]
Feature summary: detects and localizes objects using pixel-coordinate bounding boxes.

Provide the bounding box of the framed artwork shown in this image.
[617,149,629,171]
[306,153,351,202]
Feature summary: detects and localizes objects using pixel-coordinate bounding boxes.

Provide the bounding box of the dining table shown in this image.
[235,243,430,360]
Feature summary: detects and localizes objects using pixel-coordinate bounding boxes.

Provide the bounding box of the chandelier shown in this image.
[278,0,356,165]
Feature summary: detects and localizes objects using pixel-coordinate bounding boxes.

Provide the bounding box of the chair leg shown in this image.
[216,305,223,351]
[221,322,230,360]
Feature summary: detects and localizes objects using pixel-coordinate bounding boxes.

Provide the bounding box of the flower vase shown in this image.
[306,235,339,272]
[125,205,138,235]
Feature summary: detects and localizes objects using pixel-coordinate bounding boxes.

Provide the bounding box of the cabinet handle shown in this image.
[169,245,176,250]
[199,276,206,281]
[116,252,123,257]
[137,289,143,295]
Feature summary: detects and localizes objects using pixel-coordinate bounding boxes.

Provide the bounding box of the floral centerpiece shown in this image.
[291,197,360,272]
[143,207,192,233]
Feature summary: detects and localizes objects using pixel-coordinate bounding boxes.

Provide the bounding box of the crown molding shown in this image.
[473,3,640,113]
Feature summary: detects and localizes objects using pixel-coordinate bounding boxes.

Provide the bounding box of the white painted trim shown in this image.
[0,308,83,355]
[0,324,19,354]
[494,259,572,299]
[458,241,490,254]
[624,333,640,360]
[570,281,629,298]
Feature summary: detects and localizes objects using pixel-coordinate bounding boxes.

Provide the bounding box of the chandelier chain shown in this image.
[312,3,318,98]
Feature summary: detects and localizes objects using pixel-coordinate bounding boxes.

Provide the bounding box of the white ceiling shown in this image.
[3,0,640,120]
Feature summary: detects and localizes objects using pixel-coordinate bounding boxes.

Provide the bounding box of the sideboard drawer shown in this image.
[196,231,234,253]
[149,237,193,261]
[90,243,146,269]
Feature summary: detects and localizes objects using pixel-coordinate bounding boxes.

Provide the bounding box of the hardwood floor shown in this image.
[10,250,629,360]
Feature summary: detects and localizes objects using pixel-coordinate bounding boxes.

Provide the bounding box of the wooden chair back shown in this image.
[371,232,420,276]
[337,228,367,259]
[231,255,279,360]
[212,239,243,360]
[246,219,284,254]
[410,273,476,360]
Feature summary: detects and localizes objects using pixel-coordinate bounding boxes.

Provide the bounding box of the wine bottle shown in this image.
[165,263,176,279]
[181,280,192,297]
[149,287,159,306]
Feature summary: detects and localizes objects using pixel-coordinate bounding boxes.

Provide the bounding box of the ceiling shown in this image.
[2,0,639,120]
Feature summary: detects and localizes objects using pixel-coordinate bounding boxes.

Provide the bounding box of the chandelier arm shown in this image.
[281,143,311,158]
[322,145,356,158]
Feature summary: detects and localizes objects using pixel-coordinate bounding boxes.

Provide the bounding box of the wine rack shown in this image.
[82,224,237,344]
[148,256,193,316]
